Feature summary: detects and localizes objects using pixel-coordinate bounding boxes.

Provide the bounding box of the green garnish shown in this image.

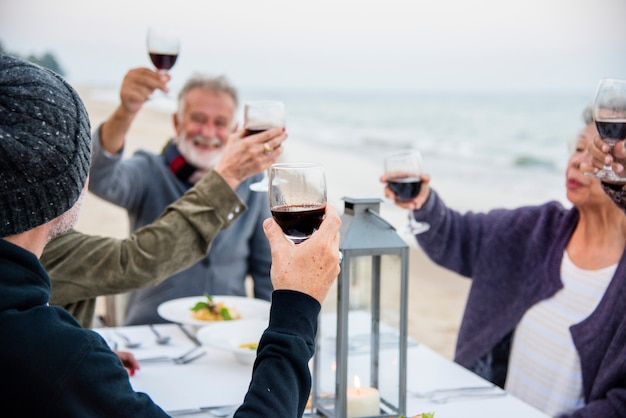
[190,293,235,320]
[220,306,232,320]
[190,293,213,312]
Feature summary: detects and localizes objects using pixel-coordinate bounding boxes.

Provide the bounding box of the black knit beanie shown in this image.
[0,54,92,236]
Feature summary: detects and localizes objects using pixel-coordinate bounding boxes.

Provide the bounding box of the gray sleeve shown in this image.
[88,124,146,210]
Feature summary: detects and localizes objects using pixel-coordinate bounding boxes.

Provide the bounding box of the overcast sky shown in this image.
[1,0,625,93]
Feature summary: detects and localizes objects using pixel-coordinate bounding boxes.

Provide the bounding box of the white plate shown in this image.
[197,318,268,365]
[157,295,270,326]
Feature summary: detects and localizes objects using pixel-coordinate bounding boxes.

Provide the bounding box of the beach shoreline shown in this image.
[75,85,475,359]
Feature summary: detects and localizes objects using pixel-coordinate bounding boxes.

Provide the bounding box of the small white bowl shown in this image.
[196,319,267,365]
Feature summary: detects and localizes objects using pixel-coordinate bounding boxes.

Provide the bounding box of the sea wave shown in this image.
[86,85,586,205]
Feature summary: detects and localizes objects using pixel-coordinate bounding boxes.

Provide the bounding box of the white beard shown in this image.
[175,134,224,171]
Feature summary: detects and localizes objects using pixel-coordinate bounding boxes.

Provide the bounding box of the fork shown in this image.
[115,331,141,348]
[140,346,206,365]
[168,404,238,416]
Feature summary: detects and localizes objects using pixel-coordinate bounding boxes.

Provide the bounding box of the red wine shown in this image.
[244,127,271,137]
[388,177,422,201]
[271,204,325,242]
[149,52,178,71]
[596,120,626,144]
[601,181,625,191]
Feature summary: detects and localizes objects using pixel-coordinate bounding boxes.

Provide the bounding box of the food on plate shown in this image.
[239,342,259,351]
[190,294,241,321]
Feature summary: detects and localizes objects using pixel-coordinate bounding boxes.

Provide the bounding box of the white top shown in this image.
[505,250,615,416]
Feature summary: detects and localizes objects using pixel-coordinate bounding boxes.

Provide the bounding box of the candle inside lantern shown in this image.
[346,375,380,418]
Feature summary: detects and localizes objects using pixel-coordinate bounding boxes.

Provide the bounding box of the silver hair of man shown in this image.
[176,74,239,121]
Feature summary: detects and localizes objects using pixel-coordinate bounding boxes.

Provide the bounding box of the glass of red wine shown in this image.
[147,25,180,75]
[245,101,286,192]
[586,78,626,184]
[384,150,430,235]
[269,162,326,243]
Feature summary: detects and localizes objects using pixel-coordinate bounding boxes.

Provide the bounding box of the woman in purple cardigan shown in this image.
[382,111,626,417]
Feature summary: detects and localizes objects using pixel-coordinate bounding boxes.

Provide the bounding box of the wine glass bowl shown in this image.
[244,101,285,134]
[384,150,430,235]
[269,163,326,243]
[246,101,286,192]
[588,78,626,183]
[146,25,180,75]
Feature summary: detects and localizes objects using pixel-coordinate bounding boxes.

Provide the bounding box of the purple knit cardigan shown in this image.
[413,190,626,417]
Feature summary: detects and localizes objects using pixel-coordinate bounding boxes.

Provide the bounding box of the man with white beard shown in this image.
[88,68,287,325]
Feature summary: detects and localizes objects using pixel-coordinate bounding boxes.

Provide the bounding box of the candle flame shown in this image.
[354,375,361,395]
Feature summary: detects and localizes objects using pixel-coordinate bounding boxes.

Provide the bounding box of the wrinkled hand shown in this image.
[119,68,170,114]
[214,127,288,189]
[114,350,140,376]
[380,173,431,210]
[263,204,341,305]
[583,136,626,176]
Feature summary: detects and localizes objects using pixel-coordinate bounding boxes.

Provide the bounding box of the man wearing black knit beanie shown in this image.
[0,54,342,418]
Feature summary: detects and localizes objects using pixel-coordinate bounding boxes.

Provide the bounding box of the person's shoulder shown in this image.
[491,200,567,216]
[127,149,171,174]
[132,149,162,164]
[512,200,572,228]
[483,201,569,233]
[9,305,100,359]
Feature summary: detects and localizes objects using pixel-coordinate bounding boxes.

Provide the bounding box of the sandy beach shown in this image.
[74,86,473,360]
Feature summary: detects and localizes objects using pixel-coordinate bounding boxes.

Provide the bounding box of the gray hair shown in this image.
[177,73,239,118]
[566,105,595,154]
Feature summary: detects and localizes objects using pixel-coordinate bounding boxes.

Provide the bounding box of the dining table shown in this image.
[93,321,549,418]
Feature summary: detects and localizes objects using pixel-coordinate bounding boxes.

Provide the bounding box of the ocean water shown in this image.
[248,89,590,208]
[92,87,592,209]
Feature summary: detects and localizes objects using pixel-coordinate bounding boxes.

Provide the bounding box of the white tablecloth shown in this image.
[94,323,548,417]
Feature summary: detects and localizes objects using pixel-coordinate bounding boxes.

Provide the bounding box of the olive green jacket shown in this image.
[42,171,246,328]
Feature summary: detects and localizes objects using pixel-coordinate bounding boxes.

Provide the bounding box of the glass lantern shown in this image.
[312,198,409,418]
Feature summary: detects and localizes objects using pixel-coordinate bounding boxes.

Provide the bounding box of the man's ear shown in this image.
[172,112,181,134]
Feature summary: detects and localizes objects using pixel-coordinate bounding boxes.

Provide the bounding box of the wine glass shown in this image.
[586,78,626,184]
[268,163,326,243]
[146,25,180,75]
[245,101,286,192]
[384,150,430,235]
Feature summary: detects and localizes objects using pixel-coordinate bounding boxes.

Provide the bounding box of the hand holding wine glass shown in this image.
[269,163,326,243]
[383,150,430,235]
[585,78,626,184]
[245,101,286,192]
[263,203,341,304]
[584,133,626,178]
[147,25,180,75]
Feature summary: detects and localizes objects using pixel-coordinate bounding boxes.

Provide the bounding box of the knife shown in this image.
[167,404,237,416]
[177,323,202,347]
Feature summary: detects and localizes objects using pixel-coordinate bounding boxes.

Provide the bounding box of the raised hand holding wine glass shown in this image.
[586,78,626,184]
[246,101,286,192]
[269,163,326,243]
[383,150,430,235]
[147,25,180,75]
